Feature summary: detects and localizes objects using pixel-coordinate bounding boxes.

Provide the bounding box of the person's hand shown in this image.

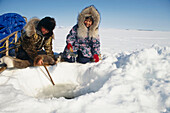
[67,43,73,52]
[93,54,99,62]
[37,59,44,65]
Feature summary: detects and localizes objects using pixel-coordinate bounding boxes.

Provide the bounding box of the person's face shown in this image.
[41,27,49,35]
[84,18,93,28]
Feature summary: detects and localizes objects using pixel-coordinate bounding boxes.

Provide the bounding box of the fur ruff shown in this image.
[24,18,40,37]
[0,56,31,68]
[77,5,100,39]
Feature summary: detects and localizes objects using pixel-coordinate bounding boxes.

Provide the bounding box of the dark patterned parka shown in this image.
[16,18,54,64]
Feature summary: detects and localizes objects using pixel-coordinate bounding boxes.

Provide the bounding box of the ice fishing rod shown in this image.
[43,65,55,86]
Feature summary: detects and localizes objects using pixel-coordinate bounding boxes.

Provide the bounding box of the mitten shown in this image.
[67,43,73,52]
[67,43,72,49]
[93,54,99,62]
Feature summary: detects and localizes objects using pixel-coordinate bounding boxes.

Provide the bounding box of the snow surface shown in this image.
[0,27,170,113]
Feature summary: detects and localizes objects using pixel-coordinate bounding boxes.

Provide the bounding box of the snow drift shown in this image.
[0,27,170,113]
[0,44,170,113]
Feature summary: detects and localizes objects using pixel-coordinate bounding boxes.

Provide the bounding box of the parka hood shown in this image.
[77,5,100,38]
[24,18,40,37]
[24,18,54,38]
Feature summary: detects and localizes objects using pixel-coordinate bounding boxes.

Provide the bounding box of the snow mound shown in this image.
[107,44,170,112]
[0,45,170,113]
[0,55,115,99]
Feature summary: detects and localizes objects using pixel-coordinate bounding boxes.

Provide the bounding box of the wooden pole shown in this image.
[43,65,55,86]
[0,31,18,43]
[0,31,18,55]
[5,39,9,56]
[14,32,18,56]
[14,31,18,43]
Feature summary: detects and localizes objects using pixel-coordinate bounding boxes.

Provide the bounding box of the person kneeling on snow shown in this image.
[16,17,56,66]
[63,5,101,64]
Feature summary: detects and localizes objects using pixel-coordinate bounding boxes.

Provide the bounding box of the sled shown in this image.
[0,13,27,57]
[0,31,18,56]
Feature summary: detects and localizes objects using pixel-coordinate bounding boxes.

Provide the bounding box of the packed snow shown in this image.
[0,27,170,113]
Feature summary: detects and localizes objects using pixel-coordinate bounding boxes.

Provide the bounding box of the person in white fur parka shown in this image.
[63,5,101,64]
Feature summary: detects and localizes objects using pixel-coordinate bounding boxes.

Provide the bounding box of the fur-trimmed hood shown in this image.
[77,5,100,38]
[24,18,40,37]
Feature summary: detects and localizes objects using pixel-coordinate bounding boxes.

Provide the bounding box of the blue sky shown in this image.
[0,0,170,31]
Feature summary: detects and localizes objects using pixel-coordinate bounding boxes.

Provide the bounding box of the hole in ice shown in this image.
[15,59,113,99]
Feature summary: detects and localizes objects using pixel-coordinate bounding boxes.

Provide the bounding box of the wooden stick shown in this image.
[43,65,55,86]
[5,39,9,56]
[14,31,18,43]
[0,31,18,55]
[0,46,15,54]
[0,31,18,43]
